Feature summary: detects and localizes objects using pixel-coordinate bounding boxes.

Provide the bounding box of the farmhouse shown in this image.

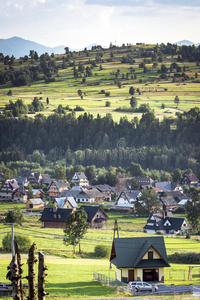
[80,205,108,229]
[12,188,27,203]
[0,179,19,199]
[32,189,45,199]
[110,236,170,283]
[152,181,183,193]
[181,173,199,187]
[76,189,104,203]
[71,172,89,186]
[160,196,178,211]
[143,211,190,235]
[40,207,73,228]
[115,190,142,212]
[47,180,69,198]
[26,198,44,209]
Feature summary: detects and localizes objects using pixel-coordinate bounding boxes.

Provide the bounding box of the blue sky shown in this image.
[0,0,199,48]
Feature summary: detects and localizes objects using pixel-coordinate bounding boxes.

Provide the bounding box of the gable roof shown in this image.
[72,172,88,180]
[48,180,69,190]
[110,236,170,269]
[183,173,199,183]
[153,181,180,191]
[117,190,141,203]
[144,212,190,231]
[79,189,103,199]
[13,188,27,195]
[32,189,44,195]
[160,196,177,206]
[80,205,108,222]
[54,197,78,208]
[40,207,73,222]
[28,198,44,205]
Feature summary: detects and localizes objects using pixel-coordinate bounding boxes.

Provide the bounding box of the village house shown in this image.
[181,173,199,187]
[47,180,69,198]
[32,189,45,199]
[71,172,89,186]
[115,190,142,213]
[110,236,170,283]
[0,179,19,199]
[27,172,43,185]
[39,174,52,186]
[143,211,190,235]
[80,205,109,229]
[12,188,28,203]
[160,196,178,211]
[75,189,104,203]
[152,181,183,193]
[127,176,154,189]
[26,198,44,209]
[14,176,27,188]
[40,207,73,229]
[54,196,78,210]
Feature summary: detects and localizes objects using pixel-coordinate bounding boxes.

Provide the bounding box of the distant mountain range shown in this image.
[0,37,200,58]
[0,36,97,58]
[175,39,200,46]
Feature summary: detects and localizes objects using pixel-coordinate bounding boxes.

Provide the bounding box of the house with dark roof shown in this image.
[26,198,44,209]
[47,180,69,198]
[153,181,183,193]
[127,177,154,189]
[28,172,43,185]
[115,190,142,212]
[80,205,108,229]
[110,236,170,283]
[160,196,178,211]
[12,188,27,203]
[71,172,89,186]
[14,176,27,188]
[143,212,190,235]
[0,179,19,199]
[181,173,199,187]
[40,207,73,228]
[40,174,53,186]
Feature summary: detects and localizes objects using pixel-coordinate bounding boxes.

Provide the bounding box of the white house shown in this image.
[71,172,89,187]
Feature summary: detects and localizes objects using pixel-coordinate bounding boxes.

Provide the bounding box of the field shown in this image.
[0,44,200,121]
[1,203,200,299]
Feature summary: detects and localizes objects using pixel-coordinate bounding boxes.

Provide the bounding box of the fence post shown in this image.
[38,252,48,300]
[27,243,37,300]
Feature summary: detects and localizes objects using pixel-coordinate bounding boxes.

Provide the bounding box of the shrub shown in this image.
[105,101,111,107]
[156,230,163,235]
[186,233,191,239]
[2,233,32,252]
[168,252,200,264]
[105,92,110,97]
[94,245,109,258]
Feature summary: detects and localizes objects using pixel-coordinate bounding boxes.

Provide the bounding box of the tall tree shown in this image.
[129,86,135,96]
[135,188,160,216]
[130,96,137,109]
[174,95,180,106]
[186,190,200,232]
[63,210,88,253]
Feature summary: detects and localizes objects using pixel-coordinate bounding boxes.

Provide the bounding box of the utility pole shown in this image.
[11,224,15,257]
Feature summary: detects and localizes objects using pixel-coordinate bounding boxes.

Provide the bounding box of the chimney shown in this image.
[53,206,57,213]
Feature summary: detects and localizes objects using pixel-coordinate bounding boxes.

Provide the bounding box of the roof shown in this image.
[144,212,190,231]
[28,198,44,205]
[95,184,115,193]
[7,179,19,190]
[13,188,27,195]
[153,181,179,191]
[54,197,78,208]
[136,176,154,185]
[32,189,44,195]
[79,189,103,199]
[110,236,170,269]
[160,196,177,206]
[60,189,81,198]
[48,180,69,190]
[183,173,199,183]
[14,177,26,185]
[40,207,73,222]
[80,205,108,222]
[19,169,31,178]
[117,190,141,202]
[72,172,88,180]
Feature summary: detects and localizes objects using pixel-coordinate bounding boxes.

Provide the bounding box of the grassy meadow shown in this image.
[0,45,200,121]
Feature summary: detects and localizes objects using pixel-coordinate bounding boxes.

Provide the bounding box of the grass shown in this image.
[0,44,200,121]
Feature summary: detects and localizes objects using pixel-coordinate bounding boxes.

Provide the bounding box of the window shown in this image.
[148,251,153,259]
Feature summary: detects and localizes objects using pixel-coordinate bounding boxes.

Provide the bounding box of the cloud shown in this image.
[85,0,200,7]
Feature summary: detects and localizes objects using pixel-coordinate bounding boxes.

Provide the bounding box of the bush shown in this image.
[105,92,110,97]
[168,252,200,264]
[2,233,32,252]
[105,101,111,107]
[186,233,191,239]
[94,245,109,258]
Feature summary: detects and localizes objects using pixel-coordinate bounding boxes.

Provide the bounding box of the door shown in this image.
[128,269,134,282]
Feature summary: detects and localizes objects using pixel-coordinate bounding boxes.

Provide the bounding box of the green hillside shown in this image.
[0,43,200,121]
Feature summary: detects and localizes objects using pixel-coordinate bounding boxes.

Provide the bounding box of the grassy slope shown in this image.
[0,45,200,121]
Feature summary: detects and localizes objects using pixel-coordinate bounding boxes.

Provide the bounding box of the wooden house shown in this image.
[71,172,89,186]
[12,188,27,203]
[32,189,45,199]
[75,189,104,203]
[0,179,19,200]
[110,236,170,283]
[47,180,69,198]
[143,211,190,235]
[26,198,44,209]
[160,196,178,211]
[181,173,199,187]
[40,207,73,228]
[115,190,142,212]
[80,205,108,229]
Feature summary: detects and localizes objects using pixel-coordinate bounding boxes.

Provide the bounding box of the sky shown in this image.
[0,0,200,49]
